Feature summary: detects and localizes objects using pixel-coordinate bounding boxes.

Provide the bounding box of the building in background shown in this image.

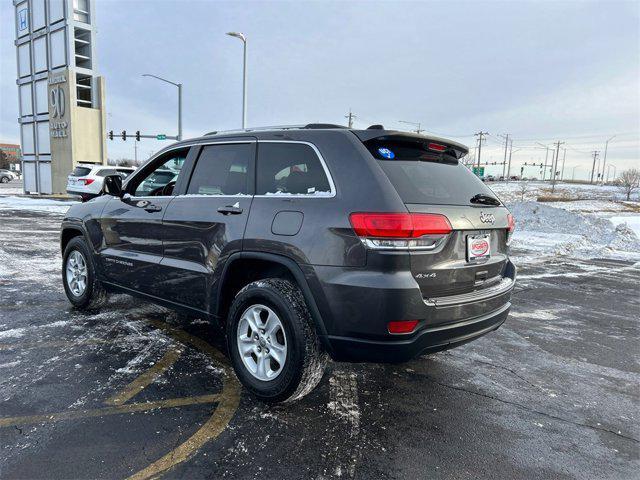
[0,143,22,172]
[14,0,106,194]
[0,143,22,162]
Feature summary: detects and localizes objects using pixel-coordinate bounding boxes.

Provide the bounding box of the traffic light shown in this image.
[136,130,140,141]
[108,130,113,140]
[121,130,126,141]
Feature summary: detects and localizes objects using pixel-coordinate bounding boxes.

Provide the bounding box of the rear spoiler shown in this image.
[351,130,469,160]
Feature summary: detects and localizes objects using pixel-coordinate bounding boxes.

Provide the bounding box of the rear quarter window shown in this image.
[256,143,332,196]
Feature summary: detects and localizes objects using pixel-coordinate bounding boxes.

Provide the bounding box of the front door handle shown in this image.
[144,204,162,212]
[218,205,243,215]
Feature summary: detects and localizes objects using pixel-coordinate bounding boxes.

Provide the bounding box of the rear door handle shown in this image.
[144,204,162,212]
[218,205,243,215]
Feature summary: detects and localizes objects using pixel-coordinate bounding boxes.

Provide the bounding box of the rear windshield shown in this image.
[364,139,499,206]
[71,166,91,177]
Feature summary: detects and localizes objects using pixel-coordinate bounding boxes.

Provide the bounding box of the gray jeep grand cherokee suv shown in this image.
[60,124,516,402]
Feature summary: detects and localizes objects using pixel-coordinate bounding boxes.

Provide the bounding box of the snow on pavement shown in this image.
[0,195,77,214]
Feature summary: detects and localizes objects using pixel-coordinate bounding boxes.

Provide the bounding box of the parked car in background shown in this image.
[0,169,16,183]
[485,175,496,182]
[60,124,516,403]
[509,175,520,181]
[67,164,136,201]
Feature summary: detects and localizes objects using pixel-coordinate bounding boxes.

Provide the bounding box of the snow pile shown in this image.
[508,201,640,260]
[0,196,76,214]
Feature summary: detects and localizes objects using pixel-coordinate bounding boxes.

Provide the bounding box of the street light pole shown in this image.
[226,32,248,129]
[142,74,183,141]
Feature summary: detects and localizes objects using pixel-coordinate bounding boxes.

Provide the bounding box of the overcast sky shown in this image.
[1,0,638,179]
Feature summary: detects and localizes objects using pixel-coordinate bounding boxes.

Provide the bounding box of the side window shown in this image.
[131,149,187,197]
[186,143,252,195]
[256,143,331,195]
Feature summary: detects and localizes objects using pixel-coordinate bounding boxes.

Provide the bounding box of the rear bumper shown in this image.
[310,260,516,363]
[325,302,510,363]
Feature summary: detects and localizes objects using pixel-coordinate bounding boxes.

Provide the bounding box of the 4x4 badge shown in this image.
[479,213,495,224]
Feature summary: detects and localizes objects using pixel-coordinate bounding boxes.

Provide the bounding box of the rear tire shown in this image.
[62,236,108,310]
[227,278,327,403]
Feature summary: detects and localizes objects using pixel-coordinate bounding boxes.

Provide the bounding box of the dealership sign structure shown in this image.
[14,0,106,194]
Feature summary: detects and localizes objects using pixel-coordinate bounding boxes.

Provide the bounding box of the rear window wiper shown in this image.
[470,193,501,206]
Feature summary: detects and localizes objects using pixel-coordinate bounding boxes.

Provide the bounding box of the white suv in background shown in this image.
[67,164,136,201]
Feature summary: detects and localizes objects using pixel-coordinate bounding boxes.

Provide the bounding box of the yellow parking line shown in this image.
[0,318,242,479]
[0,394,220,428]
[105,347,183,406]
[126,321,242,480]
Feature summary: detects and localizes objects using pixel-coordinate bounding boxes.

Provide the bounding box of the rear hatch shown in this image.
[359,132,512,299]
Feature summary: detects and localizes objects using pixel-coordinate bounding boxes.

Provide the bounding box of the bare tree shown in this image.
[617,168,640,201]
[518,182,529,201]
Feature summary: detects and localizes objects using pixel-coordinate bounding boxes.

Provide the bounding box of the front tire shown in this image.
[62,236,108,309]
[227,278,327,403]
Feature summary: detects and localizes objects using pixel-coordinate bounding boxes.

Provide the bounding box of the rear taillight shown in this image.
[349,213,452,250]
[79,178,95,185]
[506,213,515,245]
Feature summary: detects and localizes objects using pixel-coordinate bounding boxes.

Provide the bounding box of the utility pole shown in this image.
[542,148,550,181]
[506,139,514,183]
[551,141,564,193]
[345,109,356,128]
[560,148,567,181]
[399,120,423,134]
[601,135,615,184]
[474,131,489,174]
[499,134,510,180]
[134,142,138,163]
[590,151,600,184]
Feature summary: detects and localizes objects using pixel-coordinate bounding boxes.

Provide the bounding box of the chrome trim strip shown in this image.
[424,276,514,307]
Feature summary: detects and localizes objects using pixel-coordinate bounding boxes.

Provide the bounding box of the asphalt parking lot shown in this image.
[0,204,638,479]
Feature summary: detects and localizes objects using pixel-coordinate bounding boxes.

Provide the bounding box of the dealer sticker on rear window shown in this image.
[378,147,395,159]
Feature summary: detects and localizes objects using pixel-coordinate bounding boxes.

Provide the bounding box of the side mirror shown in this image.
[102,174,123,197]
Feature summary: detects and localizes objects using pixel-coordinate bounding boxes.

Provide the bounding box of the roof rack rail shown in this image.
[303,123,347,129]
[204,125,306,136]
[204,123,348,136]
